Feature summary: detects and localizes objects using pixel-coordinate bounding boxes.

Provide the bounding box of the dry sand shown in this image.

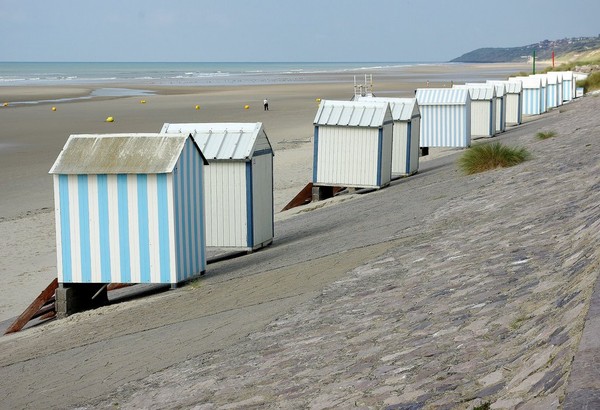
[0,62,530,323]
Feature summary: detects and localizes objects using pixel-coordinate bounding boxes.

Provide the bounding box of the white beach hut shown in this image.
[511,76,543,116]
[356,96,420,177]
[49,133,209,285]
[415,88,471,148]
[313,100,393,189]
[573,72,588,98]
[161,122,274,251]
[487,80,523,126]
[468,82,506,133]
[454,84,497,138]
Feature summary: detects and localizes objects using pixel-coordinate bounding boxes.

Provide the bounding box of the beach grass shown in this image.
[577,71,600,93]
[458,142,531,175]
[536,130,557,140]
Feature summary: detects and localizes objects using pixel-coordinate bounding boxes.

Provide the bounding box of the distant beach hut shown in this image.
[356,96,420,176]
[511,76,543,116]
[49,133,209,285]
[453,84,496,138]
[557,71,575,102]
[487,80,523,126]
[545,72,563,108]
[529,75,548,113]
[313,100,393,189]
[468,82,506,133]
[573,72,588,98]
[161,122,274,251]
[415,88,471,148]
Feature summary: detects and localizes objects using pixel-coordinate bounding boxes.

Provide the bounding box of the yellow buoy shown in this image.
[2,102,8,107]
[105,116,114,122]
[315,98,321,102]
[140,100,146,104]
[244,105,250,110]
[51,106,57,111]
[195,105,200,110]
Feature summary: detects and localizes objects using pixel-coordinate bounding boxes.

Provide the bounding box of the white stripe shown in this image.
[128,175,141,283]
[68,175,82,283]
[107,175,120,282]
[88,176,101,282]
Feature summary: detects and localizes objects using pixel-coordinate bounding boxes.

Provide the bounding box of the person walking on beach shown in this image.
[264,98,269,111]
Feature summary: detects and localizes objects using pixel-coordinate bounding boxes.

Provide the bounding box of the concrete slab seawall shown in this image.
[0,95,599,409]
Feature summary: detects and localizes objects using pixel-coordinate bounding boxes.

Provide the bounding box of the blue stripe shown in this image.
[58,175,72,282]
[186,141,193,277]
[97,175,111,283]
[376,128,383,186]
[406,122,412,175]
[312,127,319,183]
[77,175,91,282]
[489,101,494,136]
[246,161,254,247]
[198,162,206,272]
[173,166,181,281]
[117,174,131,282]
[157,174,171,283]
[137,174,151,283]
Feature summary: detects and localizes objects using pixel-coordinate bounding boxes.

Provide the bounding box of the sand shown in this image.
[0,62,531,323]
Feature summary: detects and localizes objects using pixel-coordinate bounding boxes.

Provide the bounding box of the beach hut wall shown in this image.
[453,84,496,138]
[415,88,471,148]
[487,80,522,125]
[161,122,274,250]
[49,133,209,285]
[511,76,543,115]
[573,72,588,98]
[312,100,393,189]
[356,96,420,176]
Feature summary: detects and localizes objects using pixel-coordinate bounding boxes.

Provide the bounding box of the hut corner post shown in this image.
[55,283,109,318]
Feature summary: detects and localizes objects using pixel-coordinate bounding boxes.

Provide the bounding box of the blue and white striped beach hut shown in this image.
[313,100,393,189]
[488,80,523,126]
[356,96,420,177]
[557,71,574,102]
[511,76,543,116]
[161,122,274,251]
[473,82,506,133]
[49,133,209,285]
[529,75,548,113]
[545,72,562,108]
[416,88,471,148]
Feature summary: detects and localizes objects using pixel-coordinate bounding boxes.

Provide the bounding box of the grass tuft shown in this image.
[536,130,557,140]
[577,71,600,93]
[458,142,531,175]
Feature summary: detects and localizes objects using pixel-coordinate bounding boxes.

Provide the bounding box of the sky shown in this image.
[1,0,599,62]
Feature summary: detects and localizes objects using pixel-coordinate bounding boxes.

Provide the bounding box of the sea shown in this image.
[0,61,434,88]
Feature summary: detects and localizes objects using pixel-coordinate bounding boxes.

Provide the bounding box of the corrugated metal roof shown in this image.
[529,74,548,85]
[487,80,522,93]
[545,72,562,84]
[453,84,496,100]
[355,96,419,121]
[49,133,205,175]
[313,100,390,127]
[556,71,574,80]
[469,82,505,97]
[416,88,469,105]
[161,122,271,160]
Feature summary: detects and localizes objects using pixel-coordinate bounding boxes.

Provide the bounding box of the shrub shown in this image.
[458,142,531,175]
[577,71,600,93]
[536,130,557,140]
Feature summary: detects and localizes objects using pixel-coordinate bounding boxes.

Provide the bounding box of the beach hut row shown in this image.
[50,123,275,287]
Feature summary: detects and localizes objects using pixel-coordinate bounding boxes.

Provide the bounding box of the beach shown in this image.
[0,62,535,323]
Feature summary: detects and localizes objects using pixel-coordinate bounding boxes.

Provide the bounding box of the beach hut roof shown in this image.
[556,71,574,81]
[511,76,542,89]
[545,72,562,84]
[467,82,505,97]
[314,100,391,127]
[528,74,548,85]
[487,80,522,93]
[49,133,207,175]
[355,96,419,121]
[415,88,470,106]
[161,122,272,160]
[453,84,496,100]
